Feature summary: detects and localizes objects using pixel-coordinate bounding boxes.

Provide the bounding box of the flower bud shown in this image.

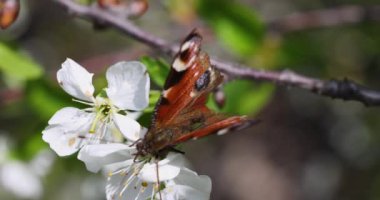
[0,0,20,29]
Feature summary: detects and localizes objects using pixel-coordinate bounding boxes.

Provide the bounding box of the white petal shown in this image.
[162,184,210,200]
[113,113,141,142]
[43,109,95,156]
[78,144,134,173]
[139,127,148,139]
[106,169,153,200]
[161,168,212,200]
[48,107,85,125]
[126,111,142,120]
[42,125,84,156]
[105,61,150,111]
[139,164,180,183]
[171,168,212,196]
[48,107,77,125]
[101,122,125,143]
[57,58,95,101]
[48,108,94,132]
[0,162,42,199]
[102,159,134,175]
[138,153,186,182]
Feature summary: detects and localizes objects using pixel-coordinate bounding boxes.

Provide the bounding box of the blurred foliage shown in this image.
[0,42,42,86]
[196,0,264,56]
[209,81,274,116]
[26,79,75,121]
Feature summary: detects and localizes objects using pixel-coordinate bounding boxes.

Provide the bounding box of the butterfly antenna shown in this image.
[155,160,162,200]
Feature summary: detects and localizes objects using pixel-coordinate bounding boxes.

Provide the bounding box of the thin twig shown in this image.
[54,0,380,106]
[267,5,380,33]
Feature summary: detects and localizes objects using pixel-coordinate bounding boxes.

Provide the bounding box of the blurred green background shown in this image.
[0,0,379,199]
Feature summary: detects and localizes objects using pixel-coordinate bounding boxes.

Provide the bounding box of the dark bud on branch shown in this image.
[321,78,380,106]
[214,86,226,109]
[127,0,148,18]
[0,0,19,29]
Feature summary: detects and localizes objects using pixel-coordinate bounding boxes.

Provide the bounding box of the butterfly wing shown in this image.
[143,31,255,154]
[151,31,209,127]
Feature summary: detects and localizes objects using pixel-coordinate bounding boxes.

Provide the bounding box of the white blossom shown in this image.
[42,59,150,157]
[0,135,55,199]
[78,130,212,200]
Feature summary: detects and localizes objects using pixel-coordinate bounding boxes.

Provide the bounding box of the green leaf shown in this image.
[140,56,170,87]
[25,79,76,121]
[147,90,161,113]
[208,80,274,115]
[138,90,161,127]
[197,0,264,56]
[0,42,43,83]
[20,134,48,161]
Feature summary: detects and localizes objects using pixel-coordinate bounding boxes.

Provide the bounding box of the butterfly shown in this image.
[135,30,257,158]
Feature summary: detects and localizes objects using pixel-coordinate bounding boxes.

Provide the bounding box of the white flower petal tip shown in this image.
[57,58,95,101]
[78,144,134,173]
[48,107,89,125]
[159,168,212,200]
[113,113,141,142]
[105,61,150,111]
[42,125,81,156]
[138,153,186,182]
[139,163,181,183]
[173,168,212,196]
[43,108,95,157]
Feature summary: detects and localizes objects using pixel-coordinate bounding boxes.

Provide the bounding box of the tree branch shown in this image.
[267,5,380,33]
[54,0,380,106]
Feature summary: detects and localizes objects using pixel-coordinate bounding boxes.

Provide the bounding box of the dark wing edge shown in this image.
[172,116,259,144]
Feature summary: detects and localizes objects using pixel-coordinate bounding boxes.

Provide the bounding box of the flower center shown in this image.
[100,104,112,116]
[89,102,114,133]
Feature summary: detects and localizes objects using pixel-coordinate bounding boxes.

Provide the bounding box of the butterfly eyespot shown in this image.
[195,70,211,91]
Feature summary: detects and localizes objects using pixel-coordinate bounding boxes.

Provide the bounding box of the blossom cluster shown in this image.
[42,59,211,200]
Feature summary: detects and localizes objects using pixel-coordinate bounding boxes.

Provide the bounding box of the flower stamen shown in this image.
[72,98,94,106]
[89,107,106,133]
